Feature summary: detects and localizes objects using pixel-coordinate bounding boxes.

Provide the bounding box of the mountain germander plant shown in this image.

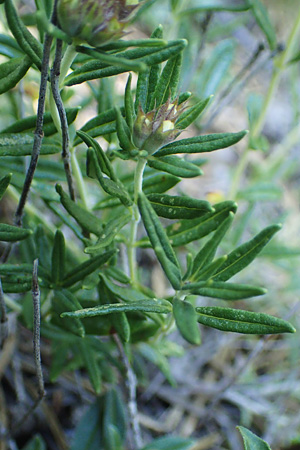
[0,0,296,449]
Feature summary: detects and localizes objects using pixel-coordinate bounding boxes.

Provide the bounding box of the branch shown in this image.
[50,39,75,200]
[113,335,143,450]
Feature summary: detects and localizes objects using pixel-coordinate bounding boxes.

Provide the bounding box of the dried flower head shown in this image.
[57,0,141,46]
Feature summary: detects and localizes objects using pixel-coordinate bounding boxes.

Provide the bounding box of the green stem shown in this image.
[253,7,300,138]
[59,44,77,88]
[231,6,300,198]
[70,147,89,209]
[128,157,147,286]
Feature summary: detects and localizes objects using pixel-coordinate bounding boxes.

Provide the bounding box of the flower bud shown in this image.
[132,98,187,154]
[57,0,141,47]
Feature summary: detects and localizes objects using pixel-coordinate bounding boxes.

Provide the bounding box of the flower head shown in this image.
[133,97,188,154]
[57,0,141,47]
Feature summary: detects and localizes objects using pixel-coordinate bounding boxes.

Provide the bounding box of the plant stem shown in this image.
[32,259,45,399]
[128,157,147,286]
[50,39,75,200]
[253,7,300,138]
[113,335,143,450]
[0,279,7,349]
[14,32,53,227]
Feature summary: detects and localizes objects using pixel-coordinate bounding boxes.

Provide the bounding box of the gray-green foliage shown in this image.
[0,0,296,449]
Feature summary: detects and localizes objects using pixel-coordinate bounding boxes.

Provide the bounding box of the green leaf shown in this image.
[99,274,158,304]
[138,192,182,290]
[192,255,228,281]
[173,298,201,345]
[103,389,126,450]
[70,398,103,450]
[56,184,103,236]
[61,300,172,318]
[146,26,163,112]
[149,52,182,110]
[0,173,12,201]
[77,130,116,180]
[141,435,195,450]
[5,0,43,68]
[237,182,282,202]
[147,194,213,219]
[51,230,65,284]
[186,280,267,300]
[237,426,272,450]
[182,0,250,12]
[115,107,134,152]
[196,306,296,334]
[2,108,80,136]
[61,250,116,288]
[78,338,102,394]
[0,133,61,156]
[195,40,235,97]
[191,212,234,281]
[124,73,135,132]
[213,224,281,281]
[147,155,203,178]
[155,130,248,156]
[248,0,277,50]
[84,212,131,253]
[0,33,23,58]
[74,107,124,145]
[64,40,187,86]
[88,149,133,206]
[142,172,180,194]
[0,56,31,94]
[111,312,130,343]
[176,96,212,130]
[0,223,32,242]
[22,434,46,450]
[166,201,237,247]
[135,66,150,112]
[53,290,85,338]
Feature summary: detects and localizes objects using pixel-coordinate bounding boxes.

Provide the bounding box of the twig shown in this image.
[14,32,53,227]
[50,39,75,200]
[113,334,143,450]
[8,260,45,434]
[32,259,45,399]
[0,280,7,349]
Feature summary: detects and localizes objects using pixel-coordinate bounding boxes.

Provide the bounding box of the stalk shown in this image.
[128,157,147,286]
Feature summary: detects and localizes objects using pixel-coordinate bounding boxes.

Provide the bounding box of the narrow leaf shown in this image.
[196,306,296,334]
[51,230,65,284]
[138,192,182,290]
[213,224,281,281]
[61,300,172,318]
[78,339,102,394]
[147,194,213,219]
[77,130,116,180]
[191,212,234,280]
[84,213,131,253]
[54,290,85,338]
[166,201,237,247]
[187,280,267,300]
[0,173,12,201]
[65,40,187,86]
[5,0,43,68]
[173,298,201,345]
[0,223,32,242]
[237,426,272,450]
[248,0,277,50]
[0,134,61,156]
[56,184,103,236]
[61,250,116,288]
[147,155,202,178]
[176,96,212,130]
[0,56,31,94]
[155,130,248,156]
